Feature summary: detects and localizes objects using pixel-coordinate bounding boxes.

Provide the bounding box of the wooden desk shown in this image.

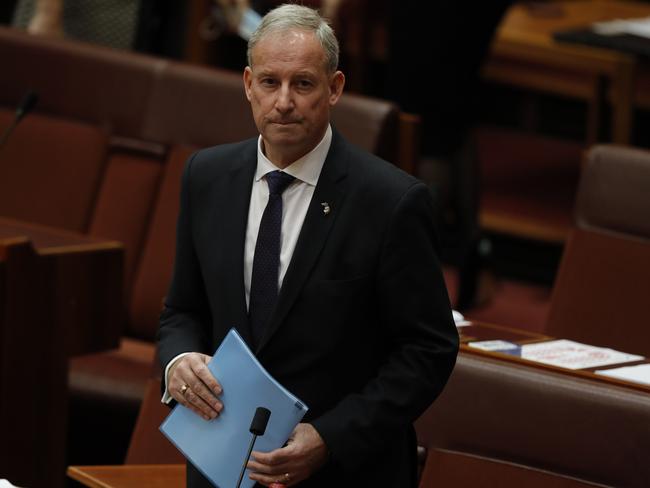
[0,217,124,355]
[485,0,650,145]
[459,321,550,345]
[68,465,185,488]
[0,217,123,488]
[460,321,650,394]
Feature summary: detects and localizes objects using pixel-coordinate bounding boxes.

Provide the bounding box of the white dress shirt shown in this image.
[244,125,331,306]
[162,125,332,402]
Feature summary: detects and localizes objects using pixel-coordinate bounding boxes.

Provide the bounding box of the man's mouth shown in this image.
[270,120,300,125]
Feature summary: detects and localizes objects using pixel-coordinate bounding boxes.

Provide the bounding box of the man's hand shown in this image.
[213,0,249,33]
[168,353,223,420]
[247,423,329,487]
[28,0,65,37]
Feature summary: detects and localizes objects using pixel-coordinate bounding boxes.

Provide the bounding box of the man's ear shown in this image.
[243,66,253,101]
[329,70,345,106]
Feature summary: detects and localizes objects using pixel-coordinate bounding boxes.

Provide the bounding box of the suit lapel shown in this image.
[218,142,256,345]
[256,132,350,352]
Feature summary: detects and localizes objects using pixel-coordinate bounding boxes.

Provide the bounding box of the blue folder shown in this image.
[160,329,308,488]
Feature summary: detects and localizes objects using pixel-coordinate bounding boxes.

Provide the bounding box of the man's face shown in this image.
[243,29,345,167]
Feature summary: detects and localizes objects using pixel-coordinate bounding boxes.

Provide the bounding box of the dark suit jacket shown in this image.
[157,130,459,487]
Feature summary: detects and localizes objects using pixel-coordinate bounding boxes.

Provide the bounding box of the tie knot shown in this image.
[265,171,295,195]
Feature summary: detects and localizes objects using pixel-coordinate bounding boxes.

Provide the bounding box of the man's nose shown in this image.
[274,84,294,113]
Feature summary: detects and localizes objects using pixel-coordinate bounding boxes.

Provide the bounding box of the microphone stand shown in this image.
[236,406,271,488]
[0,91,39,150]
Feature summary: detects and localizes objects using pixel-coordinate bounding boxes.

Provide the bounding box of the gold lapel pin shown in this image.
[321,202,331,215]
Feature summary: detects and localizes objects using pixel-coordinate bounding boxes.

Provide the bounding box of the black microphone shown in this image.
[236,407,271,488]
[0,90,39,150]
[250,407,271,435]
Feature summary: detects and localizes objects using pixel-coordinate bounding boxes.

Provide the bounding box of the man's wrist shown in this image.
[161,352,193,404]
[307,422,332,466]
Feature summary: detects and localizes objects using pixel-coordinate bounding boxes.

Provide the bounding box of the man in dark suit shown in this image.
[157,4,458,487]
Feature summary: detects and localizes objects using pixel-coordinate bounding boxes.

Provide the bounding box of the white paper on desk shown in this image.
[160,328,308,488]
[452,310,471,327]
[593,16,650,38]
[595,363,650,386]
[520,339,644,370]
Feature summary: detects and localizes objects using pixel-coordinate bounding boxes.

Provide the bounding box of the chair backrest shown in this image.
[416,352,650,487]
[0,27,162,135]
[419,448,606,488]
[88,148,164,297]
[545,145,650,356]
[331,93,398,163]
[128,145,195,340]
[0,109,108,232]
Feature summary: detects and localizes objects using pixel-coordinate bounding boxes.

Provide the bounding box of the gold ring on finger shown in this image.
[180,383,190,396]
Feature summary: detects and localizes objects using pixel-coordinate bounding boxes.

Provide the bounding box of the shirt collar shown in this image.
[255,124,332,186]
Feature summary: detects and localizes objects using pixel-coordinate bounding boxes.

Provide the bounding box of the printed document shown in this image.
[520,339,643,370]
[595,363,650,386]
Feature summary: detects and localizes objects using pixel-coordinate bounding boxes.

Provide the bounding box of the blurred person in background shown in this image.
[11,0,187,58]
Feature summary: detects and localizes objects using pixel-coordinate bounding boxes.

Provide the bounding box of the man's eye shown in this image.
[260,78,276,86]
[297,80,313,88]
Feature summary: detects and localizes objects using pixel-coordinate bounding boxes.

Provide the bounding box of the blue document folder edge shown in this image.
[160,328,309,488]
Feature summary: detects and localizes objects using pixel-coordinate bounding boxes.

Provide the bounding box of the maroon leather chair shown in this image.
[544,144,650,357]
[416,351,650,487]
[467,144,650,358]
[419,448,606,488]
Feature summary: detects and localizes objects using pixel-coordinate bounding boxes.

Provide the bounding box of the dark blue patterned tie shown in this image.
[249,170,296,346]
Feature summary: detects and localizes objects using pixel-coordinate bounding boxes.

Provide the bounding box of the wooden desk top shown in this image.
[0,216,124,356]
[0,216,121,252]
[68,465,185,488]
[493,0,650,64]
[485,1,646,101]
[459,321,550,345]
[496,0,650,98]
[462,321,650,394]
[497,0,650,44]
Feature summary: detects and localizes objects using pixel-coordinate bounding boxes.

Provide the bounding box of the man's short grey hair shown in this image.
[247,4,339,74]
